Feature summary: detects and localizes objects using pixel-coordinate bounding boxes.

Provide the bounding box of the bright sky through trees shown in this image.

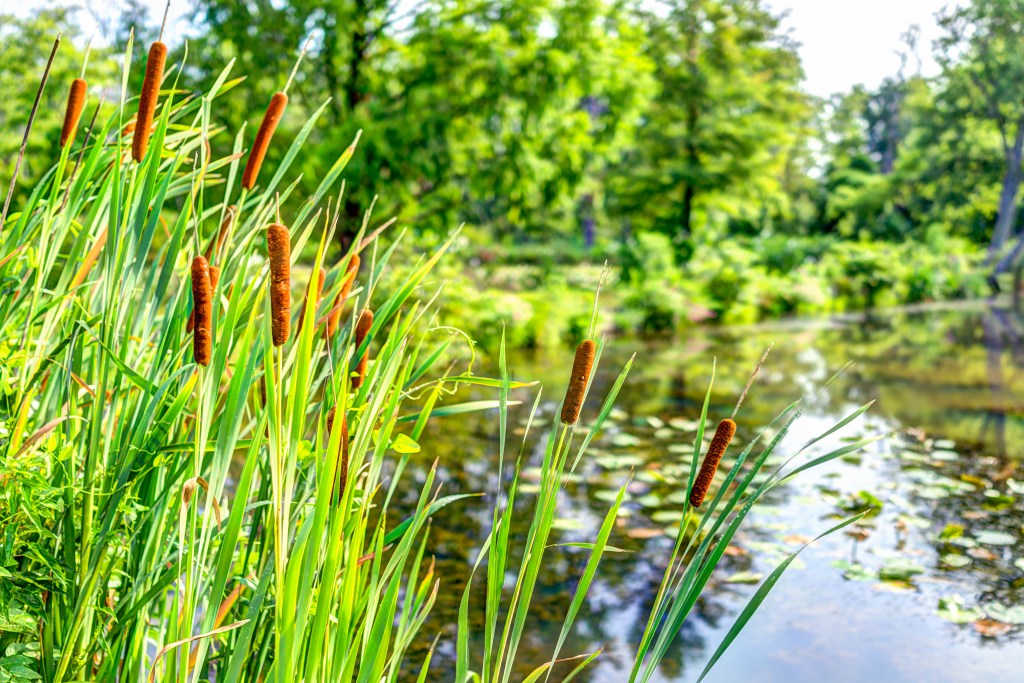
[2,0,960,97]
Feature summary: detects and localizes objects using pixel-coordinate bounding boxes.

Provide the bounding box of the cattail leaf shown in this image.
[77,322,157,394]
[396,399,520,423]
[695,512,869,682]
[382,493,480,546]
[546,475,630,681]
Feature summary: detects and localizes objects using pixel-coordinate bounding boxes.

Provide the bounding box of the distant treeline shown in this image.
[3,0,1024,277]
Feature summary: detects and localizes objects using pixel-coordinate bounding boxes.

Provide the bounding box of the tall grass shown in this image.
[0,31,877,683]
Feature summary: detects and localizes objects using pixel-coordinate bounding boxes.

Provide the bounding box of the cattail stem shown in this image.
[267,223,291,346]
[60,78,87,148]
[191,257,213,366]
[732,344,773,419]
[689,418,737,508]
[561,339,596,425]
[326,406,349,503]
[242,92,288,190]
[352,308,374,389]
[132,41,168,163]
[1,33,60,234]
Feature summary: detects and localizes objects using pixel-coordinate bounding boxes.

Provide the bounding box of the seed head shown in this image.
[689,418,737,508]
[132,41,167,163]
[352,308,374,388]
[60,78,87,147]
[267,222,291,346]
[191,256,213,366]
[561,339,596,425]
[242,92,288,190]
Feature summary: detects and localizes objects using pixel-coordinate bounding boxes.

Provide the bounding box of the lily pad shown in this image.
[725,571,763,584]
[937,595,985,624]
[879,559,925,581]
[940,554,971,569]
[984,602,1024,625]
[975,530,1016,546]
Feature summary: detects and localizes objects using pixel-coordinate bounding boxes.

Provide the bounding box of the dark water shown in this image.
[400,302,1024,682]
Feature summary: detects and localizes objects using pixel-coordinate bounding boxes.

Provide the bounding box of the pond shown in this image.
[398,301,1024,682]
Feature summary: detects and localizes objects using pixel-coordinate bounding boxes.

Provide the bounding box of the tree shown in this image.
[0,9,115,205]
[188,0,652,244]
[938,0,1024,268]
[607,0,810,262]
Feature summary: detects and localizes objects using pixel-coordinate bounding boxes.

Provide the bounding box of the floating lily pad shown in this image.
[984,602,1024,625]
[725,571,763,584]
[611,433,642,448]
[975,530,1016,546]
[833,560,876,581]
[937,595,985,624]
[940,554,971,569]
[879,559,925,581]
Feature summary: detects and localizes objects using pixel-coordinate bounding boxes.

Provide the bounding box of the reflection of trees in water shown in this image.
[394,304,1024,680]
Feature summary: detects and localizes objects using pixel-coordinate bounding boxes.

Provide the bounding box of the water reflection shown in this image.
[400,302,1024,682]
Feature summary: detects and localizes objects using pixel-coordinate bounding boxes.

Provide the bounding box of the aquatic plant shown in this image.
[560,338,596,425]
[0,26,877,683]
[132,40,166,162]
[689,418,736,507]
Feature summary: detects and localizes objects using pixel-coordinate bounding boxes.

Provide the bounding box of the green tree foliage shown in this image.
[0,10,115,203]
[606,0,812,262]
[189,0,653,242]
[937,0,1024,262]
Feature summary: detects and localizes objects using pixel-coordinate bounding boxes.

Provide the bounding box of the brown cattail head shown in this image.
[689,418,737,508]
[191,256,213,366]
[267,222,291,346]
[561,339,596,425]
[326,406,349,503]
[187,265,220,333]
[242,92,288,190]
[326,253,360,339]
[60,78,87,147]
[132,41,167,163]
[352,308,374,389]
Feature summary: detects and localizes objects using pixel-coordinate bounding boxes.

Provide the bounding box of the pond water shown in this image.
[399,301,1024,682]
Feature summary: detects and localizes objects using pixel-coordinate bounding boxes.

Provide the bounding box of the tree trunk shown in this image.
[680,183,694,244]
[990,127,1024,262]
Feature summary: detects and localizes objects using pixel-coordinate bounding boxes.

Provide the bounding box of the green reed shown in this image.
[0,28,878,683]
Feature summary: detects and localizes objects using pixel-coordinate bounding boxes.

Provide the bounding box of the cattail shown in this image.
[187,265,220,333]
[326,406,349,503]
[561,339,596,425]
[326,254,360,338]
[132,41,168,163]
[60,78,87,147]
[689,418,737,508]
[267,222,291,346]
[242,92,288,190]
[298,269,326,333]
[191,256,213,366]
[352,308,374,389]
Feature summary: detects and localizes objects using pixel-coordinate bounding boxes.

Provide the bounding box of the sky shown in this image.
[2,0,963,99]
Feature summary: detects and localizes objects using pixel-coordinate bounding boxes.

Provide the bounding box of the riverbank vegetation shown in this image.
[4,0,1022,348]
[0,22,880,682]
